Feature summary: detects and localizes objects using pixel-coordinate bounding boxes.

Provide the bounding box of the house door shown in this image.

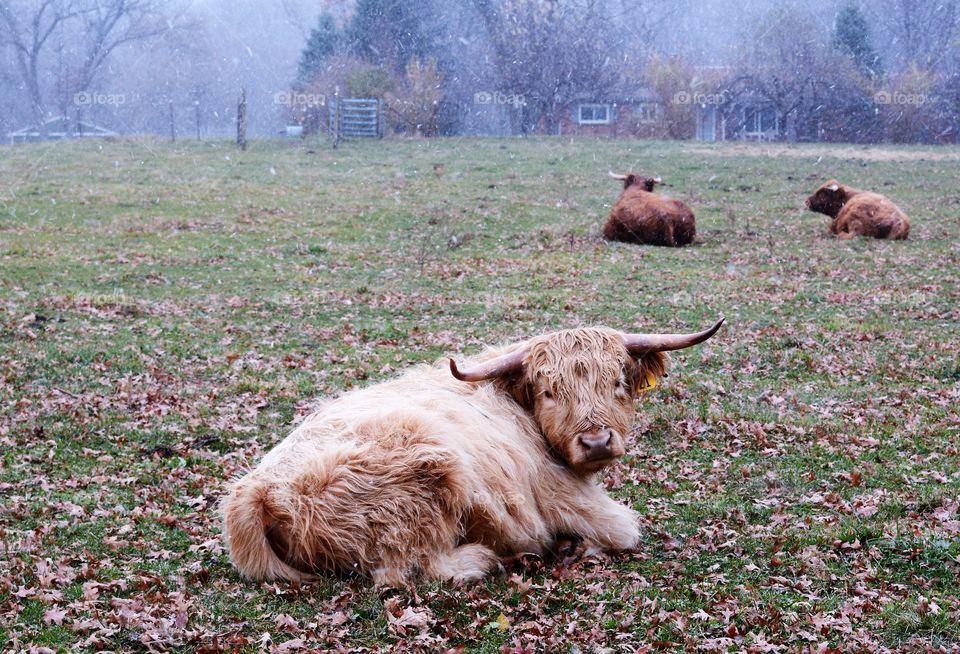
[697,107,717,141]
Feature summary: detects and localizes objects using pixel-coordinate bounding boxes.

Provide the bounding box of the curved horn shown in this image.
[623,317,724,355]
[608,170,628,180]
[652,176,663,184]
[449,347,527,382]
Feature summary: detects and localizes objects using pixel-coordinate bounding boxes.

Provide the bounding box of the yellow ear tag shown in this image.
[636,371,658,393]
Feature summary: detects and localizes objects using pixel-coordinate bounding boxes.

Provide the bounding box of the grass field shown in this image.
[1,136,959,653]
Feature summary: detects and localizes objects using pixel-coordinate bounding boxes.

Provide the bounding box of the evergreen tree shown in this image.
[833,4,883,79]
[346,0,443,73]
[298,13,341,83]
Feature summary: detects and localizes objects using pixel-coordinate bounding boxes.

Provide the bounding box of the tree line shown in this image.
[1,0,957,143]
[293,0,960,143]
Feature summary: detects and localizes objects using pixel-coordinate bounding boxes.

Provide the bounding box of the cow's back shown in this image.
[605,189,695,246]
[836,192,910,240]
[604,189,658,244]
[269,366,542,467]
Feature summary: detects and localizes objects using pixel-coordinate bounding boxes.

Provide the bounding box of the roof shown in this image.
[6,116,118,140]
[568,87,663,105]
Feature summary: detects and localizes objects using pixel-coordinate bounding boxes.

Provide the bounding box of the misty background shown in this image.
[1,0,957,142]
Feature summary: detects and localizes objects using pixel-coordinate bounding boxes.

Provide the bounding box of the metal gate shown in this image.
[329,98,383,138]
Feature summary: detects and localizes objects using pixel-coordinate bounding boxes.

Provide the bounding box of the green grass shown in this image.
[1,136,959,652]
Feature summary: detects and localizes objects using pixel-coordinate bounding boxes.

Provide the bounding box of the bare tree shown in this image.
[873,0,958,71]
[731,7,835,140]
[0,0,79,121]
[472,0,619,133]
[612,0,688,58]
[0,0,172,126]
[73,0,170,96]
[385,57,444,136]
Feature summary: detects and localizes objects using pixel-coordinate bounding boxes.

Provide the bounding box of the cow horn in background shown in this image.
[652,176,663,184]
[608,171,628,180]
[623,317,724,354]
[449,347,528,382]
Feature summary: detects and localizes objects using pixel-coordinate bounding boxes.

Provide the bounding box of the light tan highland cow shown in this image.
[222,319,723,586]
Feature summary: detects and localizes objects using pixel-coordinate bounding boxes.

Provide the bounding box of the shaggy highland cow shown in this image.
[603,172,696,247]
[806,179,910,240]
[222,319,724,585]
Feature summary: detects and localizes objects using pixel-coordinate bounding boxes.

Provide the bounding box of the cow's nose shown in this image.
[578,428,614,459]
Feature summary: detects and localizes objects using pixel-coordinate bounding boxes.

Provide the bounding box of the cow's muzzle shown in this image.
[577,427,621,462]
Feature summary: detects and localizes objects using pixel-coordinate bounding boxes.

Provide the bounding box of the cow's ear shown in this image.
[624,173,637,189]
[505,374,535,411]
[630,352,668,396]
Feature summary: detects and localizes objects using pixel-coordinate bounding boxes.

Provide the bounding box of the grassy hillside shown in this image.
[1,137,959,652]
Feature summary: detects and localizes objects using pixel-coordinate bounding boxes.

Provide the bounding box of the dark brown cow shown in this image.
[603,172,696,247]
[805,180,910,240]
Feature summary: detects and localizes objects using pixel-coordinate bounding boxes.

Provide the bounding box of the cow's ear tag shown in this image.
[636,371,658,393]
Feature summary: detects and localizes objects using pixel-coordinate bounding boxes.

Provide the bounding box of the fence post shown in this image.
[332,86,340,149]
[169,102,176,142]
[378,98,384,138]
[237,88,247,151]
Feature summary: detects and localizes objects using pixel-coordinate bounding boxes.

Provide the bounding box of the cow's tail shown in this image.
[221,476,316,583]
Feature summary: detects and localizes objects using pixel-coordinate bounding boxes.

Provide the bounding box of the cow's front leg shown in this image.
[550,533,582,559]
[547,485,640,554]
[426,543,501,582]
[836,219,863,239]
[580,495,641,553]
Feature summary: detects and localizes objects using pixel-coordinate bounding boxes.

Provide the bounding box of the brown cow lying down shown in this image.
[222,319,723,585]
[603,172,696,246]
[805,179,910,240]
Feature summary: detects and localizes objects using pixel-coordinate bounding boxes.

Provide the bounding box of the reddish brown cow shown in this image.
[805,180,910,240]
[603,172,696,247]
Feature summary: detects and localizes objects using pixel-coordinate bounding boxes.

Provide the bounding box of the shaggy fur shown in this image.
[806,179,910,240]
[603,174,696,247]
[221,328,669,585]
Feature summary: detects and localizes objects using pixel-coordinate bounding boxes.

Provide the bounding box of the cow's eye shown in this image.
[542,389,554,400]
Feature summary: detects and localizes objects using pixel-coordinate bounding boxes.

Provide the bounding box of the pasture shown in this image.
[1,137,959,652]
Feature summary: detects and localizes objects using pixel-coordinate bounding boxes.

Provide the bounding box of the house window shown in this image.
[743,107,778,134]
[637,103,658,123]
[578,104,611,124]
